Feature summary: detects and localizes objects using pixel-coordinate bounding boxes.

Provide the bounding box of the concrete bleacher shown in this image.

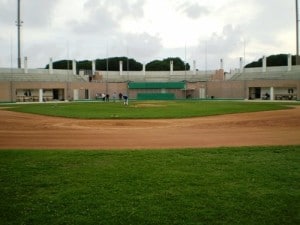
[229,66,300,81]
[0,67,215,83]
[230,71,300,80]
[91,70,214,83]
[1,65,298,83]
[0,68,86,82]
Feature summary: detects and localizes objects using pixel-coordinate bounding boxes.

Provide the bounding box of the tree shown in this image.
[45,57,190,71]
[245,54,297,68]
[45,57,143,71]
[45,60,73,70]
[77,60,92,71]
[146,57,190,71]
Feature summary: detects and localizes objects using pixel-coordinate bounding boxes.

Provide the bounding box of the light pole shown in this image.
[184,44,187,99]
[16,0,22,68]
[10,34,13,102]
[106,50,108,95]
[296,0,299,57]
[126,46,129,97]
[243,39,246,68]
[205,41,207,76]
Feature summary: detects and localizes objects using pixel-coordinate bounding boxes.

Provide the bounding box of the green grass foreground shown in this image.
[0,146,299,225]
[1,101,296,119]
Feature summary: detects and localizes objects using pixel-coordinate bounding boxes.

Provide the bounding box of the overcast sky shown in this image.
[0,0,297,71]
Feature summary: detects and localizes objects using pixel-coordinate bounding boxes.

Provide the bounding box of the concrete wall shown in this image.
[210,69,225,81]
[207,81,245,99]
[82,82,128,100]
[1,79,299,102]
[0,82,12,102]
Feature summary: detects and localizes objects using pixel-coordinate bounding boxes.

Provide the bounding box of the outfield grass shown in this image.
[0,100,296,119]
[0,146,299,225]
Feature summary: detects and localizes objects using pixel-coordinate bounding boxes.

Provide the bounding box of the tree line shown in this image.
[245,54,298,68]
[45,54,295,71]
[45,57,190,71]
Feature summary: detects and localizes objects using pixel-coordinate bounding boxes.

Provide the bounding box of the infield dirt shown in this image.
[0,106,300,150]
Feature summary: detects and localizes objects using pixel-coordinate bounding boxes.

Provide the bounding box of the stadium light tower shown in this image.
[16,0,22,68]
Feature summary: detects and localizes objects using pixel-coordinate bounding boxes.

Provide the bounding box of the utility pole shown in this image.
[17,0,22,68]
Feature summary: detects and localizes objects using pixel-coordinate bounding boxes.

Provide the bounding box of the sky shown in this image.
[0,0,297,71]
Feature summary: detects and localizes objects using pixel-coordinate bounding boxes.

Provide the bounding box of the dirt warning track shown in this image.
[0,107,300,150]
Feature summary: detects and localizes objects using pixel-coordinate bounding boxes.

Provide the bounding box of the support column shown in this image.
[142,64,146,76]
[72,59,76,75]
[193,60,196,75]
[39,89,43,102]
[262,56,267,72]
[24,56,28,74]
[170,60,173,75]
[73,89,79,101]
[239,57,243,73]
[92,60,96,75]
[287,54,292,71]
[220,58,224,70]
[119,61,123,76]
[49,57,53,74]
[270,87,274,101]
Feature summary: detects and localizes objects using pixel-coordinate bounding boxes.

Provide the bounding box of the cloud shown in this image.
[70,0,146,35]
[23,42,68,68]
[0,0,296,71]
[247,0,294,43]
[117,0,146,18]
[123,33,163,62]
[80,32,163,63]
[177,2,209,19]
[177,24,247,71]
[21,31,163,68]
[0,0,16,26]
[68,1,119,36]
[207,25,244,55]
[70,7,119,34]
[22,0,59,28]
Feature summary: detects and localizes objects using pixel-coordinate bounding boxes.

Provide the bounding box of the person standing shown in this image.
[112,92,117,102]
[123,94,128,105]
[101,93,106,101]
[119,93,123,101]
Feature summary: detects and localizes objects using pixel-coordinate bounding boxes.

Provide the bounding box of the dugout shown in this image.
[248,87,297,100]
[16,88,65,102]
[128,82,186,100]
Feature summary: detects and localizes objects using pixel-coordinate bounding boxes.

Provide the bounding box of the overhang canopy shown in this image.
[128,82,185,89]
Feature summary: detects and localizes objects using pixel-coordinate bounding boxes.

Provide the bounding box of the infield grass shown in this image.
[0,146,299,225]
[0,100,296,119]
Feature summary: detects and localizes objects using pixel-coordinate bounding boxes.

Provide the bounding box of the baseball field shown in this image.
[0,101,299,224]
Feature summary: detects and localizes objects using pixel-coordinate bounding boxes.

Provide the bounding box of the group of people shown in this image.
[96,92,128,105]
[96,93,110,102]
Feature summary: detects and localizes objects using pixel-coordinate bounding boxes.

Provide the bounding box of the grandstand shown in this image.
[0,68,86,82]
[0,57,299,102]
[229,67,300,81]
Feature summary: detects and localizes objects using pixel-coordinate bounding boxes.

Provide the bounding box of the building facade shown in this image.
[0,57,299,102]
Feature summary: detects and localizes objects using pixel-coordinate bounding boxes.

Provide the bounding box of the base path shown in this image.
[0,107,300,150]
